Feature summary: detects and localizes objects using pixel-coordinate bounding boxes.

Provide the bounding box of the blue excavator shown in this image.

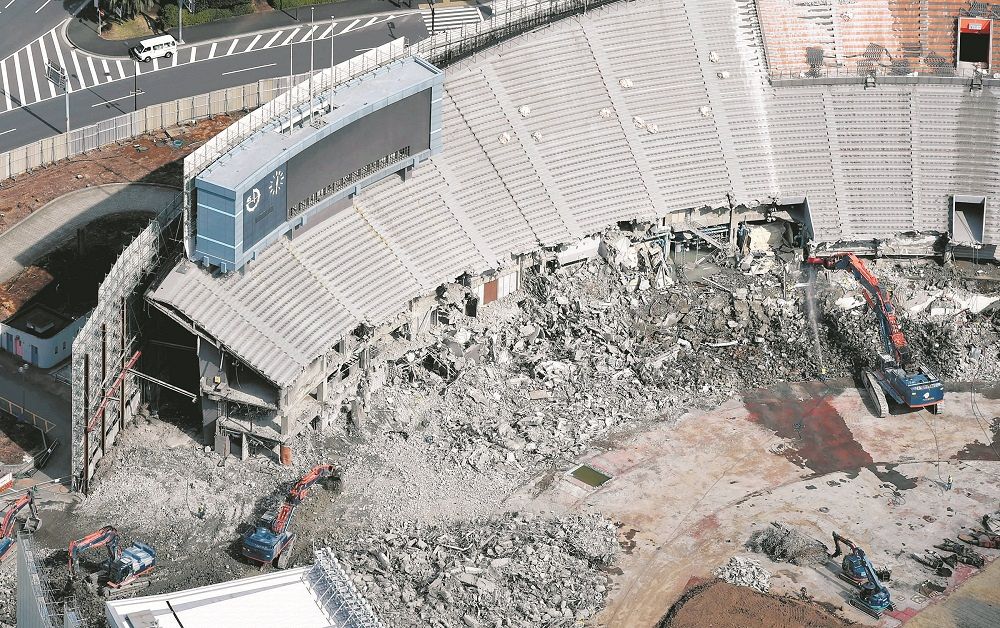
[830,532,893,618]
[68,525,156,597]
[807,253,944,417]
[0,488,41,562]
[242,463,338,569]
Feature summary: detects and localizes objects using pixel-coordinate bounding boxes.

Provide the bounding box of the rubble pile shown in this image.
[333,512,618,627]
[816,260,1000,382]
[366,242,1000,479]
[0,567,13,627]
[714,556,771,593]
[371,248,848,475]
[77,416,304,557]
[746,522,829,565]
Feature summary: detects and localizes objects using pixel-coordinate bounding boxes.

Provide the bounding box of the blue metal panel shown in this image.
[195,181,238,267]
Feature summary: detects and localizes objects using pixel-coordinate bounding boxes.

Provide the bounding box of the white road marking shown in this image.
[12,52,26,104]
[281,28,301,46]
[190,47,197,63]
[38,38,56,98]
[70,49,86,88]
[0,128,16,136]
[171,51,178,67]
[0,62,12,110]
[263,31,282,49]
[360,16,378,29]
[86,54,99,87]
[91,90,144,107]
[152,58,159,71]
[208,42,217,58]
[226,39,239,56]
[299,26,317,43]
[244,34,262,52]
[34,0,49,12]
[101,58,111,78]
[133,59,141,76]
[319,24,334,39]
[49,29,72,92]
[3,0,15,9]
[23,48,41,102]
[339,19,361,35]
[221,62,276,76]
[115,59,125,80]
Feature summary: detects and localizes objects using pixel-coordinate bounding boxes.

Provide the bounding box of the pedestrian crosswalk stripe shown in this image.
[422,6,484,33]
[281,28,300,46]
[70,49,86,89]
[0,14,396,114]
[38,39,57,99]
[339,18,361,35]
[1,62,12,110]
[25,47,41,102]
[245,34,262,52]
[264,31,282,49]
[86,55,99,86]
[13,52,27,105]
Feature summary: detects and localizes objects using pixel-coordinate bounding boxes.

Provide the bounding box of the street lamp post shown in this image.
[309,7,315,126]
[330,15,337,82]
[17,364,27,420]
[45,61,70,136]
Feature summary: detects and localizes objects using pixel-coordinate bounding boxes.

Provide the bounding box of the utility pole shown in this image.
[286,35,293,134]
[309,6,315,126]
[330,15,337,83]
[45,61,69,134]
[95,0,102,36]
[178,0,184,43]
[132,64,140,113]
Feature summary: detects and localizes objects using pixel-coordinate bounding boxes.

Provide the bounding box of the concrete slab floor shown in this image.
[507,380,1000,627]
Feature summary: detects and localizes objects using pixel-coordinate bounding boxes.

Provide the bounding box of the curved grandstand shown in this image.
[149,0,998,402]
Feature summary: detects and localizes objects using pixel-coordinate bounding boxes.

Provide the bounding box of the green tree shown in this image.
[102,0,149,21]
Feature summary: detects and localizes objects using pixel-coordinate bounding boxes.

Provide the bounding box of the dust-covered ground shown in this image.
[11,237,1000,627]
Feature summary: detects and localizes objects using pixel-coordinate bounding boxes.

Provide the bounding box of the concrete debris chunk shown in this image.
[331,513,618,627]
[746,522,828,565]
[714,556,771,593]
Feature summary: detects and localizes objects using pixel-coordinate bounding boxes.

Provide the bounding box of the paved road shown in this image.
[0,0,86,62]
[0,12,428,151]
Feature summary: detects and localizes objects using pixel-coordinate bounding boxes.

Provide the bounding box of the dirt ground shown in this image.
[658,579,853,628]
[0,114,241,236]
[506,382,1000,626]
[0,414,45,465]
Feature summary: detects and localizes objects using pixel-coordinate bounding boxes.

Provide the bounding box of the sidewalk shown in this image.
[66,0,419,57]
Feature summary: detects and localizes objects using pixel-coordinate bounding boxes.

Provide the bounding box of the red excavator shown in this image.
[0,488,41,561]
[806,253,944,416]
[242,463,339,568]
[68,525,157,596]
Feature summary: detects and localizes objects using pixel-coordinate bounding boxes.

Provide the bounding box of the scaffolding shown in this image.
[16,533,85,628]
[308,548,385,628]
[69,198,177,493]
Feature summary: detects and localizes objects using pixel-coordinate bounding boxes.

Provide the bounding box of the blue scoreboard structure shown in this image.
[192,56,443,273]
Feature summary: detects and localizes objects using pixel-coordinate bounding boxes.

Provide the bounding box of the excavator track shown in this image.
[864,371,889,418]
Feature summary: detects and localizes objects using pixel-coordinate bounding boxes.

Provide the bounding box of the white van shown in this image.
[131,35,177,63]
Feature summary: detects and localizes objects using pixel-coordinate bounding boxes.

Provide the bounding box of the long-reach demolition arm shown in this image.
[806,253,911,368]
